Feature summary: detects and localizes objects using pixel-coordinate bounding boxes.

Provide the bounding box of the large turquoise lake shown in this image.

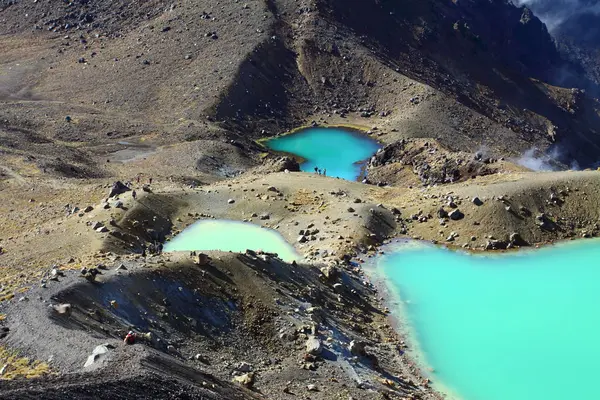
[373,239,600,400]
[265,127,381,180]
[164,220,299,263]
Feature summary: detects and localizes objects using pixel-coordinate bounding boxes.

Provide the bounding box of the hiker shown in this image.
[323,169,327,176]
[124,330,136,345]
[136,175,140,184]
[132,190,137,200]
[314,166,318,174]
[318,169,322,175]
[149,177,153,185]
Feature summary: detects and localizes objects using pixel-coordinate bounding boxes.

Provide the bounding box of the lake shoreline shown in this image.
[363,236,600,400]
[361,240,464,400]
[260,125,382,181]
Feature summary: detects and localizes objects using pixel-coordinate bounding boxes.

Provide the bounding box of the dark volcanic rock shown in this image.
[108,181,130,198]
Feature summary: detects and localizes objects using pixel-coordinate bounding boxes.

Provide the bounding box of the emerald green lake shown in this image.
[164,220,299,263]
[373,239,600,400]
[264,127,381,180]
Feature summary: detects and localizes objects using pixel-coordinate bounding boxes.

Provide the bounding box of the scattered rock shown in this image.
[228,199,235,204]
[232,372,255,388]
[347,207,355,213]
[485,239,508,250]
[194,253,209,266]
[349,340,367,356]
[236,362,253,373]
[53,303,72,315]
[472,197,483,206]
[305,336,323,355]
[509,232,528,246]
[448,209,464,220]
[320,265,338,280]
[194,354,210,364]
[84,344,114,368]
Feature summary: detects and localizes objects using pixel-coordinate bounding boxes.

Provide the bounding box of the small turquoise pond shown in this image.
[265,127,381,180]
[164,220,299,263]
[373,239,600,400]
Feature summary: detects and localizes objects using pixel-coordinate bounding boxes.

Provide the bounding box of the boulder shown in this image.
[472,197,483,206]
[349,340,367,356]
[84,344,114,368]
[53,303,72,315]
[509,232,528,246]
[236,362,253,373]
[194,354,210,364]
[448,209,464,220]
[108,181,130,198]
[485,239,508,250]
[194,253,209,266]
[305,336,323,355]
[320,265,339,280]
[232,372,255,388]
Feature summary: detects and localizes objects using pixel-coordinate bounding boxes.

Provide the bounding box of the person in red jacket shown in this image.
[124,330,136,345]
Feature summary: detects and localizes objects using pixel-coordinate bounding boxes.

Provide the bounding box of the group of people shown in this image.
[126,174,155,200]
[313,166,327,176]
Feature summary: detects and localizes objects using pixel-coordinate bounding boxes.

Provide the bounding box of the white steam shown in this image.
[516,148,556,171]
[516,146,582,171]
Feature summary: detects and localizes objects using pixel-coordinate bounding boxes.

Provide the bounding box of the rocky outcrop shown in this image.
[108,181,130,198]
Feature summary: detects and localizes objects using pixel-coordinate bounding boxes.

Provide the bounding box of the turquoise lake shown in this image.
[164,220,299,263]
[373,239,600,400]
[265,127,381,180]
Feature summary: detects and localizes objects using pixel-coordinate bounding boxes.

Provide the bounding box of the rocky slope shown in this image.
[515,0,600,91]
[0,0,600,181]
